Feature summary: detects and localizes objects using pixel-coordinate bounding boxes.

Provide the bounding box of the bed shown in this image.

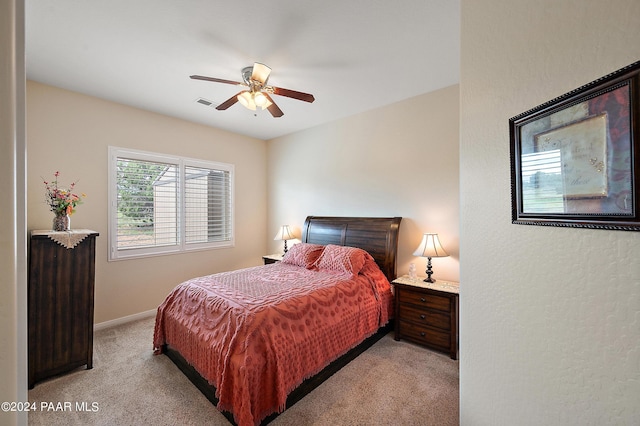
[153,216,402,425]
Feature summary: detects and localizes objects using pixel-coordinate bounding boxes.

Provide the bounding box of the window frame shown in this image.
[108,146,235,261]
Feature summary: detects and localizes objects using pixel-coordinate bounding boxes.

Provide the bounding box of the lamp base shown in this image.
[424,256,436,283]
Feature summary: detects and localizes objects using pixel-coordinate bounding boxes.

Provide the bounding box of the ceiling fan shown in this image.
[190,62,315,118]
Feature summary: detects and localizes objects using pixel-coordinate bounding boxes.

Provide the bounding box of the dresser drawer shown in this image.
[398,320,450,350]
[398,289,451,312]
[400,303,450,331]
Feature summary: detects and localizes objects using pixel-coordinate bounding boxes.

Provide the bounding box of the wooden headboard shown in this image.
[302,216,402,281]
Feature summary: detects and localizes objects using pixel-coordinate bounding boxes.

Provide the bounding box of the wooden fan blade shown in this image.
[271,86,315,103]
[190,75,243,86]
[216,91,244,110]
[263,93,283,117]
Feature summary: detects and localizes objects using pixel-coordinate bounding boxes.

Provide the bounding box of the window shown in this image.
[108,147,234,260]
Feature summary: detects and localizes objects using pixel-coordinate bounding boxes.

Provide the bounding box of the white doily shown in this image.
[31,229,97,249]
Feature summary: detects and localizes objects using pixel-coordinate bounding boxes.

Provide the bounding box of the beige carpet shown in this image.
[28,317,459,425]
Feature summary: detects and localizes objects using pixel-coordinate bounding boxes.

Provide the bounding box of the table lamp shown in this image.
[274,225,295,253]
[413,233,448,283]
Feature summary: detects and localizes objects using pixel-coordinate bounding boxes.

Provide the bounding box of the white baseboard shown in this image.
[94,309,156,331]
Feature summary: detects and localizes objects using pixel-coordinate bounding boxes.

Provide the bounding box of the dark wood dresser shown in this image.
[393,276,459,359]
[28,229,99,388]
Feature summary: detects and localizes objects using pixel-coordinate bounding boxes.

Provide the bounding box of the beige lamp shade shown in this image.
[274,225,295,241]
[413,233,448,258]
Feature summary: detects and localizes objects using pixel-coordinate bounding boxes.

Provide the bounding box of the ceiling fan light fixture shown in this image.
[237,91,256,110]
[192,63,313,118]
[253,91,268,107]
[251,62,271,85]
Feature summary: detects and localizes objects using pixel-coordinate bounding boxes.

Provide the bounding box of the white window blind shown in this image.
[184,165,232,244]
[108,147,234,261]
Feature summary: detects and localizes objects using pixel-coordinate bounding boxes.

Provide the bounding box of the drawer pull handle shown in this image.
[420,314,426,320]
[420,332,426,337]
[420,297,426,303]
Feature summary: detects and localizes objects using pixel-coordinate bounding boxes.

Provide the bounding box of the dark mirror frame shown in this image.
[510,60,640,231]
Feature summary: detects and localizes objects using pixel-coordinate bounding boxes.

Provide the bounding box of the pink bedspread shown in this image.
[153,259,393,426]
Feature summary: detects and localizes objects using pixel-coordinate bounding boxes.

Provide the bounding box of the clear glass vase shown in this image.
[53,214,70,232]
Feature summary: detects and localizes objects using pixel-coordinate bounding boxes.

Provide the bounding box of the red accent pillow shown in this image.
[280,243,325,268]
[314,244,369,275]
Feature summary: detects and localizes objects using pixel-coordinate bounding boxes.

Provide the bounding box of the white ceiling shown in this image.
[26,0,460,140]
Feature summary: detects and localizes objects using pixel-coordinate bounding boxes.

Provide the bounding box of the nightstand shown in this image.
[262,253,283,264]
[392,275,459,360]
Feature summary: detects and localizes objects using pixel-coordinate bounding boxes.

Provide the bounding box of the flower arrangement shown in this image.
[43,171,85,216]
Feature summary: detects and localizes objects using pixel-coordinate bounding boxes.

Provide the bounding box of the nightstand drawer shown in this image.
[398,290,451,312]
[398,320,450,350]
[400,303,450,331]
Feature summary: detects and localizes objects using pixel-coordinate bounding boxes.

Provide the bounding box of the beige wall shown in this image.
[26,81,268,323]
[267,85,460,282]
[460,1,640,424]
